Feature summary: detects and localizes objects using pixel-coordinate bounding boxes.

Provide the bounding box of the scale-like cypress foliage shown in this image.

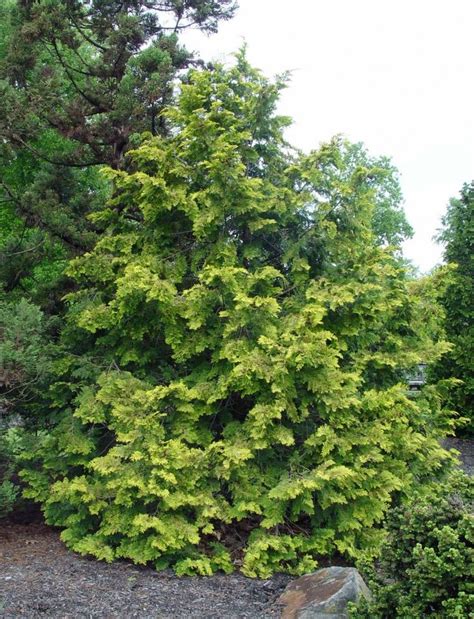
[23,53,453,577]
[431,183,474,435]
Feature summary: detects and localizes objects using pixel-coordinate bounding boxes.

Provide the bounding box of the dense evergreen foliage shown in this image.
[0,427,20,517]
[0,1,468,595]
[0,297,54,417]
[0,0,235,302]
[21,55,453,576]
[431,183,474,434]
[2,0,236,170]
[350,472,474,618]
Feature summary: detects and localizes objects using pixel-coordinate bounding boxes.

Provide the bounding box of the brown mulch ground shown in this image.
[1,438,472,619]
[443,436,474,475]
[0,522,291,618]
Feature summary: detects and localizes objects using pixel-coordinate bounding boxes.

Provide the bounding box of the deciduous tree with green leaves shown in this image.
[23,54,453,577]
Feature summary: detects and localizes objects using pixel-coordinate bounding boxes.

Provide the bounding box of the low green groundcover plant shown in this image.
[350,471,474,618]
[22,53,454,577]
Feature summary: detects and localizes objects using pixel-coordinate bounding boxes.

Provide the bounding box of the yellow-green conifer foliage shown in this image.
[23,54,453,577]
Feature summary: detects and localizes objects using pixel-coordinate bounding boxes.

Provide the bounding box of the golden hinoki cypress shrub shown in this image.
[23,53,453,577]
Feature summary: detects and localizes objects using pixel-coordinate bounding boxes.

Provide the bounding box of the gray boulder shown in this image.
[278,566,371,618]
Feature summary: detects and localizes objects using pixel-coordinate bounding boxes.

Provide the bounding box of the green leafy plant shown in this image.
[0,427,22,518]
[0,479,17,518]
[0,425,46,519]
[350,471,474,618]
[0,296,55,420]
[431,183,474,435]
[0,0,235,315]
[22,53,454,576]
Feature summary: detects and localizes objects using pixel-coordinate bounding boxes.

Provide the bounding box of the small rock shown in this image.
[278,566,371,618]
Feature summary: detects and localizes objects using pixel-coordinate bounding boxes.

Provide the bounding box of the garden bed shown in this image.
[1,438,472,619]
[0,523,290,619]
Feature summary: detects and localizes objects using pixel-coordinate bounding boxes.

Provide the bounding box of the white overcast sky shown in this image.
[181,0,474,272]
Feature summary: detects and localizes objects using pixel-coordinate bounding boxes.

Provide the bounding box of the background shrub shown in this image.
[0,296,54,422]
[0,426,22,518]
[350,471,474,618]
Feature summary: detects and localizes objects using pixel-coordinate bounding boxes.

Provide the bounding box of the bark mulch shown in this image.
[0,523,291,619]
[443,436,474,475]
